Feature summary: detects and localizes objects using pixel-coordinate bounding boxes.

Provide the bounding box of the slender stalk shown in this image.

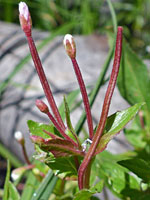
[71,58,93,139]
[75,44,114,134]
[139,111,145,130]
[26,32,65,131]
[83,160,92,189]
[47,111,78,147]
[78,27,123,189]
[22,144,31,165]
[106,0,117,33]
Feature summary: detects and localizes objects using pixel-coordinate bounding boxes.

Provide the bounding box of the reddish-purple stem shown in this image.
[71,58,93,139]
[43,130,61,139]
[25,32,65,131]
[78,27,123,190]
[47,111,78,147]
[22,144,31,165]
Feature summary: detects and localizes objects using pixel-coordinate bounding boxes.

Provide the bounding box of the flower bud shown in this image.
[14,131,25,145]
[35,99,49,114]
[11,165,34,181]
[19,2,32,35]
[63,34,76,59]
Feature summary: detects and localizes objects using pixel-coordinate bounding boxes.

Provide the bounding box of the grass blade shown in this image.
[3,160,10,200]
[31,170,57,200]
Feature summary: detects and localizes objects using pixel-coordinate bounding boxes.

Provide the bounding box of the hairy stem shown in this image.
[75,45,114,134]
[47,111,78,147]
[78,27,123,189]
[71,58,93,139]
[25,32,65,131]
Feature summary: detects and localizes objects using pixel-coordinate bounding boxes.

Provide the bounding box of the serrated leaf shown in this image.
[8,181,20,200]
[46,156,78,176]
[95,103,144,154]
[27,120,61,139]
[118,158,150,183]
[92,151,141,199]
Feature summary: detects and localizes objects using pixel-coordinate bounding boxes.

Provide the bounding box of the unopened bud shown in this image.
[36,99,49,114]
[14,131,24,145]
[63,34,76,59]
[19,2,32,35]
[11,165,34,181]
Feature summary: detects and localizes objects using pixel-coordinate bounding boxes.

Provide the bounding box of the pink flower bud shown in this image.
[19,2,32,35]
[63,34,76,59]
[36,99,49,114]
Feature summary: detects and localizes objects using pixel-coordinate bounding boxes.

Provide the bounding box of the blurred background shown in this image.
[0,0,150,198]
[0,0,150,55]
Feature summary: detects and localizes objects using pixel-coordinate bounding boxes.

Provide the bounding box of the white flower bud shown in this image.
[63,34,76,59]
[18,1,32,34]
[14,131,23,140]
[14,131,24,145]
[19,2,29,21]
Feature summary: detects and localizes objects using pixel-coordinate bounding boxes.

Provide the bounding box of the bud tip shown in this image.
[19,2,29,21]
[63,34,76,59]
[14,131,23,141]
[35,99,49,114]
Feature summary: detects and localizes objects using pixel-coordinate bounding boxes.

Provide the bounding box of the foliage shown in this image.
[1,0,150,200]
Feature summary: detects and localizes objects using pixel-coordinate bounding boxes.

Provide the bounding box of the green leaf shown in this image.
[46,156,78,177]
[118,158,150,182]
[21,172,40,200]
[92,151,141,199]
[3,160,11,200]
[59,89,80,121]
[74,181,104,200]
[117,40,150,122]
[95,102,144,154]
[64,96,75,133]
[124,129,146,148]
[8,181,20,200]
[74,190,94,200]
[27,120,61,139]
[31,170,57,200]
[0,142,22,168]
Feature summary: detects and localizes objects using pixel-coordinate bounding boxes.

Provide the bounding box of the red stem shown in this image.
[25,32,65,131]
[71,58,93,139]
[22,144,31,165]
[78,27,123,190]
[47,111,78,147]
